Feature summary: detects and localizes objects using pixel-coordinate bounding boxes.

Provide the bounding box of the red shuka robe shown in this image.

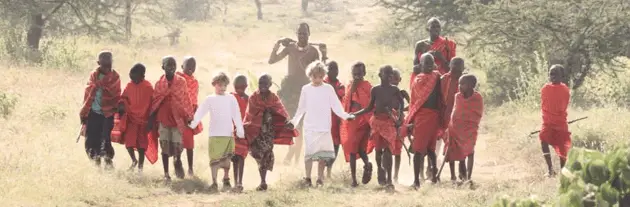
[439,72,460,137]
[243,91,299,146]
[540,83,571,159]
[340,80,373,162]
[80,68,121,119]
[177,72,203,150]
[403,71,441,154]
[417,37,456,75]
[445,92,483,161]
[369,113,398,155]
[146,74,195,164]
[324,77,345,146]
[232,92,250,158]
[119,80,154,151]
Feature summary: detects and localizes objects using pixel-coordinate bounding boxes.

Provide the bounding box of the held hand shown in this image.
[277,37,293,47]
[285,121,295,130]
[406,124,414,135]
[237,132,245,139]
[80,117,87,125]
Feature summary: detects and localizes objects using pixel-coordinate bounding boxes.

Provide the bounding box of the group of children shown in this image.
[80,45,571,192]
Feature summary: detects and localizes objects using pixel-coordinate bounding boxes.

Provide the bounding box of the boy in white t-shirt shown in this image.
[288,61,355,186]
[189,72,245,192]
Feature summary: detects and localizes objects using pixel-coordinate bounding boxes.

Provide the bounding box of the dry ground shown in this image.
[0,0,628,206]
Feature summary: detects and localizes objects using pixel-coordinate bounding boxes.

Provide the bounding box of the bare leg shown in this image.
[350,153,358,187]
[449,161,456,181]
[186,149,194,176]
[458,160,467,181]
[427,150,438,183]
[210,165,219,191]
[317,160,326,185]
[258,165,267,190]
[359,150,372,184]
[413,153,423,189]
[137,148,145,172]
[394,155,401,183]
[467,153,475,180]
[232,156,239,186]
[162,154,170,180]
[127,148,138,170]
[376,149,385,185]
[239,158,245,187]
[541,142,555,176]
[174,155,185,179]
[560,157,566,169]
[304,159,313,180]
[383,148,394,188]
[326,144,340,178]
[222,160,231,190]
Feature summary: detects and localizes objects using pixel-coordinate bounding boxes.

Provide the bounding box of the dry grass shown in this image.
[0,0,628,206]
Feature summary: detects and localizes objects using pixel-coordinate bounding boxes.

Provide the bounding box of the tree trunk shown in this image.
[125,0,132,39]
[26,13,44,50]
[254,0,262,20]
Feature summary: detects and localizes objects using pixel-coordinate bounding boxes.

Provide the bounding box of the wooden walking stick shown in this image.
[528,116,588,137]
[436,134,452,182]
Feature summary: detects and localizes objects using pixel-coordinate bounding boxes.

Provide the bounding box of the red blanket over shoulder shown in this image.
[243,91,298,145]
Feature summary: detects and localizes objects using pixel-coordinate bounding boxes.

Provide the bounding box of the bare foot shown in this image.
[222,178,232,191]
[128,161,138,171]
[256,183,268,191]
[188,169,194,177]
[362,162,373,184]
[232,185,244,193]
[411,181,421,190]
[316,179,324,186]
[302,177,313,188]
[351,181,359,188]
[208,183,218,192]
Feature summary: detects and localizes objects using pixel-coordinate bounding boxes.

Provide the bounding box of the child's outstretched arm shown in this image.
[328,85,352,120]
[289,86,307,126]
[352,87,376,116]
[231,97,245,139]
[189,96,211,129]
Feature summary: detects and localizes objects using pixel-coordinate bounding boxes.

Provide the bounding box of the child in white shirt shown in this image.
[189,71,245,192]
[289,61,355,186]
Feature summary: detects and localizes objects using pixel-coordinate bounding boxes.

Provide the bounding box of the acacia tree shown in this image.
[0,0,174,61]
[377,0,494,34]
[465,0,630,89]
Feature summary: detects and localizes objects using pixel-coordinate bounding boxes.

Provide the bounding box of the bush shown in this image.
[497,147,630,206]
[0,92,18,119]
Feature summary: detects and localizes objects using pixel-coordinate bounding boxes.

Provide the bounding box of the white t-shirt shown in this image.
[189,94,244,138]
[291,83,352,132]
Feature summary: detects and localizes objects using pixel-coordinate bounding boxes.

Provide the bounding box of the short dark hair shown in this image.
[130,63,146,75]
[326,60,338,71]
[298,22,310,34]
[352,61,366,74]
[460,74,477,87]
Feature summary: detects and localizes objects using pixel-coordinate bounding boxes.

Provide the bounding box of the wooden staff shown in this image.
[529,116,588,136]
